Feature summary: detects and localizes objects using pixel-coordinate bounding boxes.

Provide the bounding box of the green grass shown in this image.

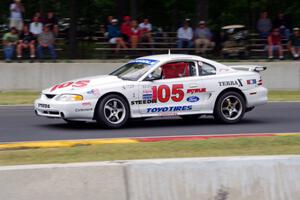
[0,90,299,105]
[1,135,300,166]
[0,91,39,105]
[268,90,300,101]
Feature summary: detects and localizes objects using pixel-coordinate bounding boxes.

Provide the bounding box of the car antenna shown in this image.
[168,49,171,55]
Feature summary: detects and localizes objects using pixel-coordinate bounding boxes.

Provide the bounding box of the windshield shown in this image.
[110,59,158,81]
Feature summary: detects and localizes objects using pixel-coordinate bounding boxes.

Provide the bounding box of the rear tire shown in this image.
[95,94,129,128]
[214,91,245,124]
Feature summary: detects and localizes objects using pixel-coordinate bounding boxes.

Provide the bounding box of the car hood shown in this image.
[43,75,123,94]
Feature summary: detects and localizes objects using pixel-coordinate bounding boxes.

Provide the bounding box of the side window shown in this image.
[198,61,216,76]
[160,62,196,79]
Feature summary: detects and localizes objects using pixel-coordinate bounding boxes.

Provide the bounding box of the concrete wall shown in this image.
[1,156,300,200]
[0,61,300,91]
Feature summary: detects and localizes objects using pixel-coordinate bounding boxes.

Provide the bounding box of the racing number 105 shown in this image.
[152,84,184,103]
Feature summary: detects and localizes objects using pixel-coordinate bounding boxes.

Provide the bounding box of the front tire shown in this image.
[95,94,129,128]
[214,91,245,124]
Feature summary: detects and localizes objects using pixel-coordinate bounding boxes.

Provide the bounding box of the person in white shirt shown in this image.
[9,0,25,31]
[30,16,43,36]
[177,19,193,48]
[139,18,153,45]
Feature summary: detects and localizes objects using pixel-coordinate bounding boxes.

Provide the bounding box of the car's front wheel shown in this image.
[214,91,245,124]
[95,94,129,128]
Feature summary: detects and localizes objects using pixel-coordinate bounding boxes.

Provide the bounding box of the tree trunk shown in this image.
[195,0,209,21]
[68,0,77,59]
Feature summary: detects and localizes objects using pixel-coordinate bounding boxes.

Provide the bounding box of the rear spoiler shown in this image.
[230,65,267,72]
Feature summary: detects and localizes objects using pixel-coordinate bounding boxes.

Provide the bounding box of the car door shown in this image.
[137,60,206,116]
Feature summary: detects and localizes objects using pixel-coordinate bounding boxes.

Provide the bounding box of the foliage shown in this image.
[1,0,300,30]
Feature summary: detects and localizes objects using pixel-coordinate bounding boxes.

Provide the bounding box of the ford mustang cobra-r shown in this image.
[34,54,268,128]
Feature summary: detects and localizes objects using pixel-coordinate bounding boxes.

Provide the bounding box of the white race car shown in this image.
[35,54,268,128]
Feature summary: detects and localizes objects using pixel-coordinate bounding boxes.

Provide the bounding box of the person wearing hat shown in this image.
[107,19,128,51]
[177,19,193,48]
[288,27,300,59]
[194,21,213,54]
[9,0,25,31]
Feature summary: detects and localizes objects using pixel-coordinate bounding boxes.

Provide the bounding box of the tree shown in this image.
[195,0,208,21]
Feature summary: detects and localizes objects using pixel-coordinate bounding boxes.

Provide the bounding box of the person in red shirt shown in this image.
[267,28,284,60]
[130,20,141,48]
[120,16,131,43]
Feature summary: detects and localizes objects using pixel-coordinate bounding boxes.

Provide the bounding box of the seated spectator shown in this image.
[107,19,127,51]
[44,11,59,36]
[120,16,132,43]
[274,11,292,39]
[130,20,141,48]
[288,27,300,59]
[31,11,44,23]
[30,16,43,36]
[267,28,284,60]
[9,0,24,32]
[139,18,153,45]
[37,25,57,61]
[257,11,272,39]
[177,19,193,48]
[16,25,36,62]
[2,27,19,62]
[194,21,213,54]
[105,15,113,32]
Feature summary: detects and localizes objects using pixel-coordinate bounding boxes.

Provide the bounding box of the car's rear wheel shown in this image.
[214,91,245,124]
[95,94,129,128]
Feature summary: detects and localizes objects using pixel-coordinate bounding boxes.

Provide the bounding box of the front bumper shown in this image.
[34,98,97,120]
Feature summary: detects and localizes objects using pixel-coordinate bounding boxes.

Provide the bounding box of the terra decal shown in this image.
[218,79,243,87]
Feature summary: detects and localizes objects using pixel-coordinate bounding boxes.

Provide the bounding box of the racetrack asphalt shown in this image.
[0,102,299,143]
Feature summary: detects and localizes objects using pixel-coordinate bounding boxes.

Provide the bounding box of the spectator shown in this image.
[194,21,213,54]
[2,27,19,62]
[257,11,272,39]
[107,19,128,51]
[16,25,36,62]
[177,19,193,48]
[120,16,131,42]
[30,16,43,36]
[105,15,113,31]
[37,25,57,61]
[267,28,284,60]
[9,0,24,32]
[139,18,153,45]
[130,20,141,48]
[44,11,59,35]
[288,27,300,59]
[274,11,291,39]
[31,11,44,23]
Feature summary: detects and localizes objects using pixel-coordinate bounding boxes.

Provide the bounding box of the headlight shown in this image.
[56,94,83,101]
